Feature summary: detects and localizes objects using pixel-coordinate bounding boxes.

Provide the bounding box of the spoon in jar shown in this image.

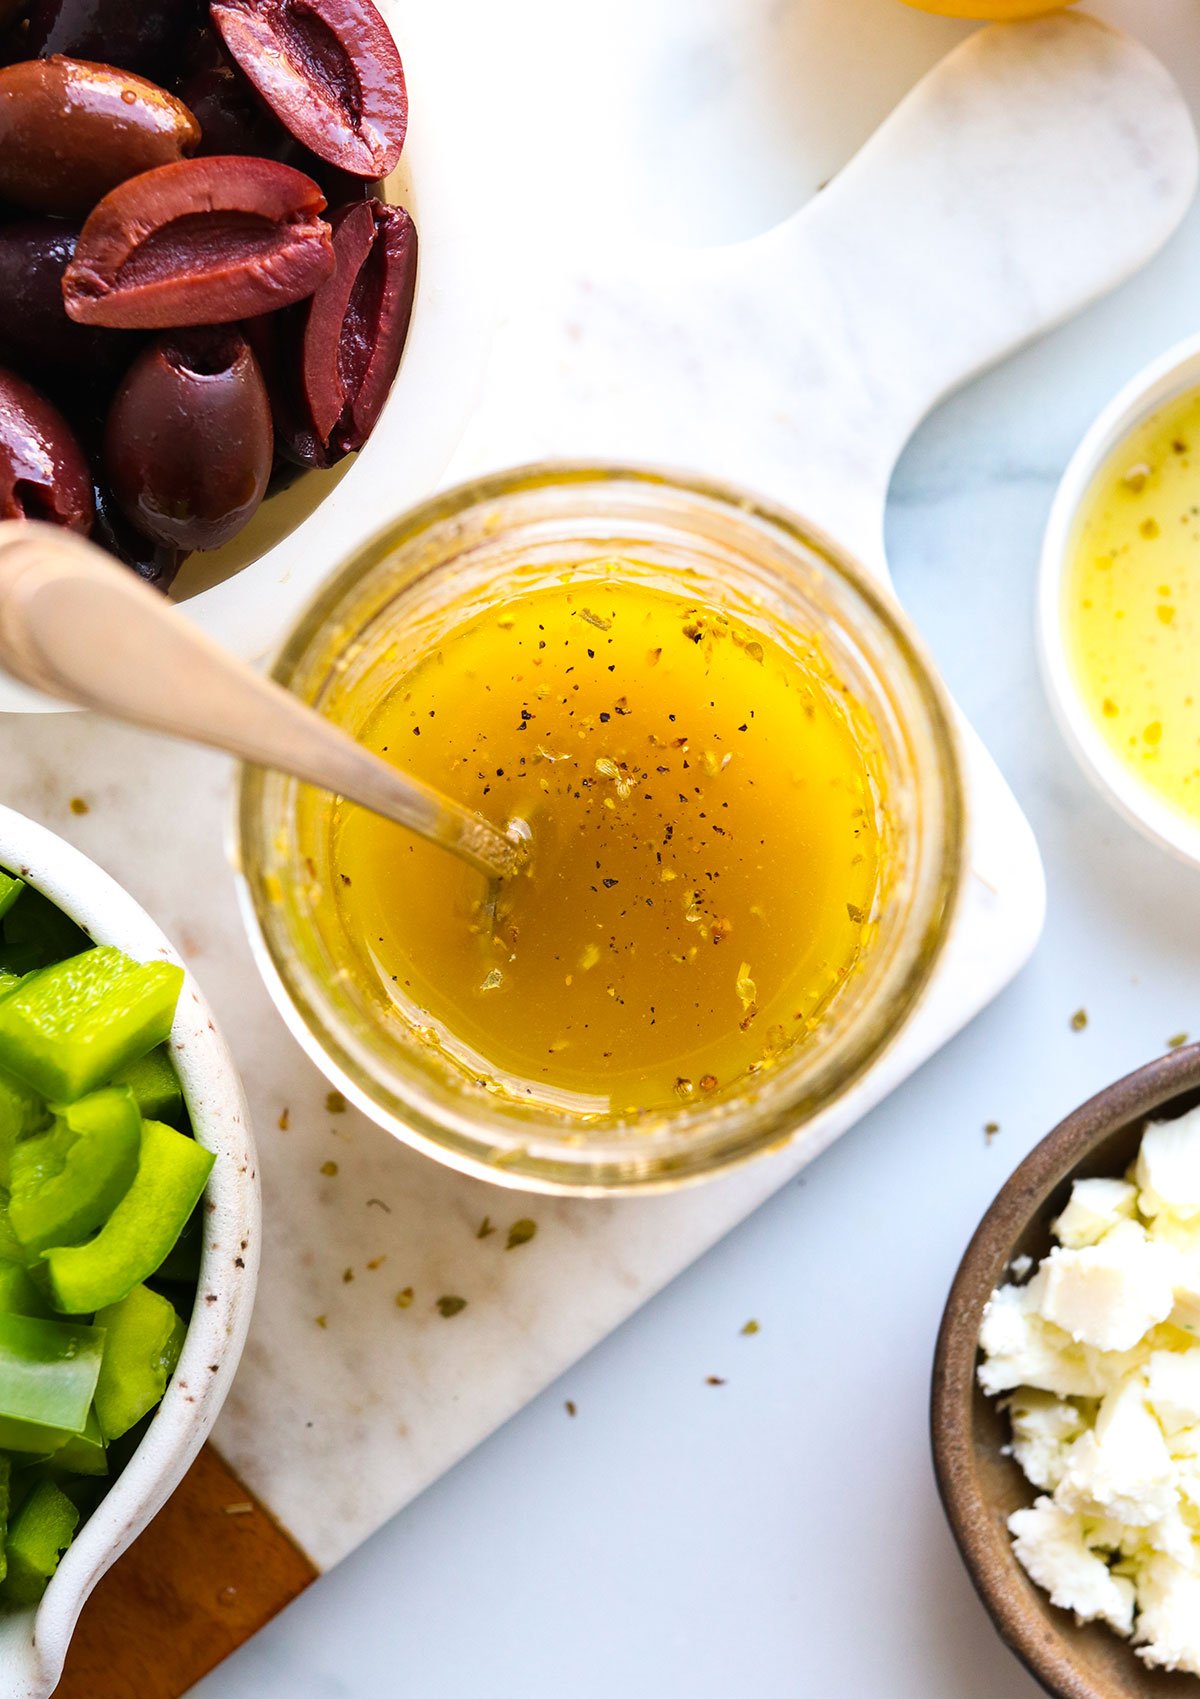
[0,522,527,882]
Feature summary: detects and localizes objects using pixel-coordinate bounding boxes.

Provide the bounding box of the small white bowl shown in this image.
[1039,333,1200,871]
[0,805,258,1699]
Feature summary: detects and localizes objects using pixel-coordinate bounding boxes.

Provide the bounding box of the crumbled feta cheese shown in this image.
[1140,1503,1198,1566]
[1146,1349,1200,1436]
[978,1108,1200,1676]
[1134,1554,1200,1675]
[1167,1425,1200,1463]
[1055,1377,1175,1526]
[1147,1211,1200,1254]
[1172,1466,1200,1517]
[1165,1250,1200,1333]
[1009,1253,1033,1280]
[978,1281,1117,1398]
[1054,1177,1137,1249]
[1040,1222,1176,1352]
[1136,1107,1200,1221]
[1006,1390,1087,1491]
[1008,1498,1135,1634]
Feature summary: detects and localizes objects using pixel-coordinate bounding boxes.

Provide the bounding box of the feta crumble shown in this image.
[978,1106,1200,1675]
[1053,1177,1137,1249]
[1008,1498,1136,1635]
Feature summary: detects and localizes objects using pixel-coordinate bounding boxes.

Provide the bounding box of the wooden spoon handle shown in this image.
[0,523,517,877]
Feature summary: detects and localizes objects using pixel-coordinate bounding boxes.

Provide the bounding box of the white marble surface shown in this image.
[7,0,1200,1695]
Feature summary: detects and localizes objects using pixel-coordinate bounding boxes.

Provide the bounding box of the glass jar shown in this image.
[236,463,964,1193]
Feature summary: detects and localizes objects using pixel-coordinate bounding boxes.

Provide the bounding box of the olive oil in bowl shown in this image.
[330,575,882,1115]
[1065,387,1200,828]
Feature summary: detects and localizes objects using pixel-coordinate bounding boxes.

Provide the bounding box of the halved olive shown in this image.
[0,368,94,531]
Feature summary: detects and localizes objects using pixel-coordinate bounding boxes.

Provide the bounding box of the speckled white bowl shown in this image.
[1039,332,1200,871]
[0,805,258,1699]
[0,0,494,716]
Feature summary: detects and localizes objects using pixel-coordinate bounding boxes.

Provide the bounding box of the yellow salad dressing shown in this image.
[326,572,884,1115]
[1066,389,1200,825]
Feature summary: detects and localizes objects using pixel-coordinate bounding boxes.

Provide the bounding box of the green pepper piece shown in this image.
[0,971,22,998]
[9,1087,141,1258]
[154,1205,201,1284]
[45,1120,213,1314]
[1,888,90,971]
[10,1406,108,1476]
[0,1261,49,1318]
[0,1191,21,1263]
[0,1477,79,1605]
[47,1407,107,1478]
[0,948,183,1103]
[0,1065,46,1190]
[110,1045,183,1127]
[94,1285,184,1441]
[0,1313,104,1454]
[0,872,24,921]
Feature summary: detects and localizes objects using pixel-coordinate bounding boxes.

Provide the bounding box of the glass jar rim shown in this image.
[236,460,966,1193]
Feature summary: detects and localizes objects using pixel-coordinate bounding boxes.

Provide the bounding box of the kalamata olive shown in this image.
[210,0,406,179]
[178,22,298,160]
[0,57,201,218]
[63,157,336,329]
[104,325,273,550]
[91,474,183,590]
[178,26,381,195]
[0,219,136,385]
[178,28,380,198]
[0,367,93,530]
[262,200,415,467]
[308,201,415,452]
[25,0,201,80]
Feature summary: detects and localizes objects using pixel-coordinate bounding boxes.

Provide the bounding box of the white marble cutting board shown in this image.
[1,13,1197,1581]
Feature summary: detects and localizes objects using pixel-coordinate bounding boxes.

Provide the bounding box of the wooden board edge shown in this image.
[54,1444,318,1699]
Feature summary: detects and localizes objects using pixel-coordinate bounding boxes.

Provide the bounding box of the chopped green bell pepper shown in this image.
[45,1120,213,1314]
[154,1205,201,1284]
[0,1192,21,1263]
[94,1285,185,1441]
[48,1408,107,1478]
[0,1477,79,1605]
[0,1261,49,1318]
[111,1045,183,1127]
[0,948,183,1103]
[0,896,210,1604]
[0,1066,46,1188]
[0,1313,104,1454]
[9,1087,141,1257]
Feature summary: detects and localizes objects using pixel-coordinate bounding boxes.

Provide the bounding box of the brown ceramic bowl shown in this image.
[932,1043,1200,1699]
